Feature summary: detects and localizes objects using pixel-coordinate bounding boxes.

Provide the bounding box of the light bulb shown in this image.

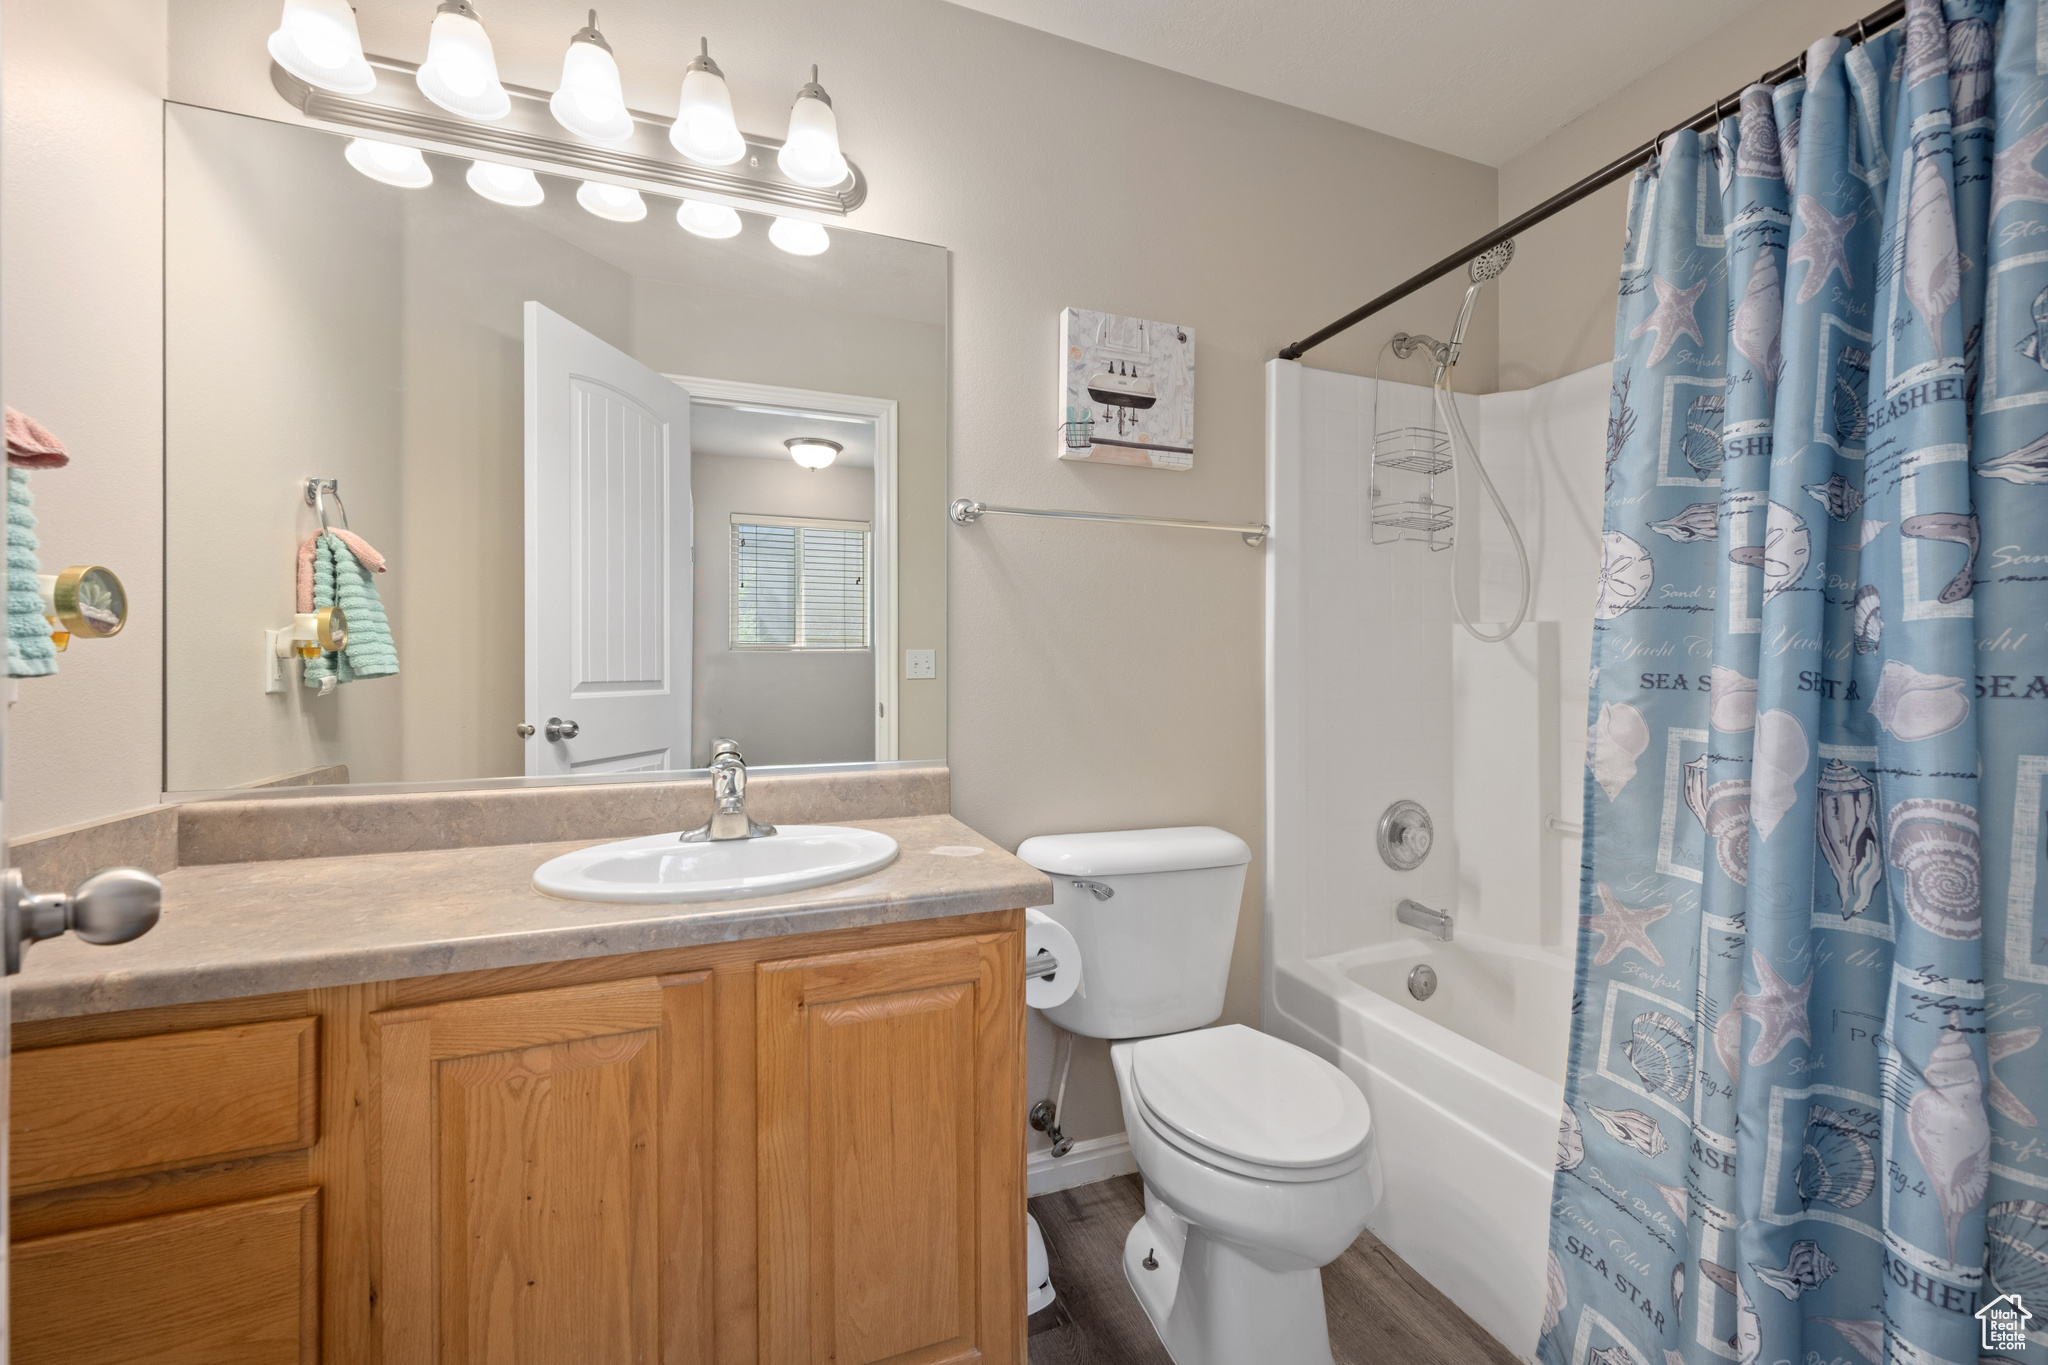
[786,438,841,469]
[670,39,746,166]
[345,138,433,188]
[577,181,648,221]
[416,0,511,122]
[676,199,742,239]
[466,160,544,206]
[550,12,633,145]
[768,217,829,255]
[777,67,849,188]
[268,0,375,94]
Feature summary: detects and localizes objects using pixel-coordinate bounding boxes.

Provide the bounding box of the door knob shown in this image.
[4,866,161,975]
[545,717,580,742]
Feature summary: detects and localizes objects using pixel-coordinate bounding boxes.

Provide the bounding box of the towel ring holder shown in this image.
[305,478,351,533]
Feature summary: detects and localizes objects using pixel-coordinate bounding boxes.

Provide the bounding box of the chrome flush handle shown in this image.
[1069,879,1114,901]
[4,866,161,975]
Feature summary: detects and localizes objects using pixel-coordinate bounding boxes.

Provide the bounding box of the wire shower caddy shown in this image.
[1368,361,1454,550]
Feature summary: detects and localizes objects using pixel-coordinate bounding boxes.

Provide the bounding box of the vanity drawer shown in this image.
[12,1017,319,1191]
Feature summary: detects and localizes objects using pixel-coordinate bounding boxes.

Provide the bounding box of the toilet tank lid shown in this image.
[1015,826,1251,877]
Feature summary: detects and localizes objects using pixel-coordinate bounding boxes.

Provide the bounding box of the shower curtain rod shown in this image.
[1275,0,1906,362]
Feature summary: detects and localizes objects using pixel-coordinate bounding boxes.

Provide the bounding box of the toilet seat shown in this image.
[1129,1025,1372,1181]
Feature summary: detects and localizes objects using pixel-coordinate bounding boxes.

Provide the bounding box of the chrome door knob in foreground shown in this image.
[545,717,580,742]
[4,866,162,975]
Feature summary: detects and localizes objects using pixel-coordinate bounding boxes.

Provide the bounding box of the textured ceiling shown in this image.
[939,0,1774,166]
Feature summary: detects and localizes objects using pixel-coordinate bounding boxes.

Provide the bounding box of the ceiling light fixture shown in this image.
[268,0,376,94]
[777,66,849,189]
[550,11,633,145]
[466,160,544,205]
[786,437,842,470]
[577,180,648,221]
[670,39,746,166]
[345,137,434,187]
[676,199,742,239]
[768,216,829,255]
[416,0,511,122]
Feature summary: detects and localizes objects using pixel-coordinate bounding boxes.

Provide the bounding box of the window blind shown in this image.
[731,515,870,649]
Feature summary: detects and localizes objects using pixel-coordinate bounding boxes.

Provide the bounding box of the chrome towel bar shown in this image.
[951,498,1267,547]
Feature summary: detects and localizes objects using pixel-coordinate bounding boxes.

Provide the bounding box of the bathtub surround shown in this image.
[1544,10,2043,1361]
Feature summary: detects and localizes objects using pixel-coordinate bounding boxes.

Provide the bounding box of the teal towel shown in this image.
[8,470,56,677]
[304,531,398,687]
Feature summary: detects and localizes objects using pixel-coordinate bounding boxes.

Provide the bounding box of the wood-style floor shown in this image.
[1027,1175,1522,1365]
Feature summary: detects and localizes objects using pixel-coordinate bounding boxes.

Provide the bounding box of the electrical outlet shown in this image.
[904,648,936,680]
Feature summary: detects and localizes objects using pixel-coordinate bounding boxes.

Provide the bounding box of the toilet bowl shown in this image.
[1113,1028,1379,1365]
[1016,827,1381,1365]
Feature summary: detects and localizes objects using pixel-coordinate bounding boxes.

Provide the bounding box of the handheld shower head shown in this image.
[1468,239,1515,284]
[1444,237,1516,372]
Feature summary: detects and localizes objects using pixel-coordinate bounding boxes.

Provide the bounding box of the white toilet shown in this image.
[1020,827,1381,1365]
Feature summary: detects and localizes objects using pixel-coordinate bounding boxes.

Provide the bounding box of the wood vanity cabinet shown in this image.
[8,910,1025,1365]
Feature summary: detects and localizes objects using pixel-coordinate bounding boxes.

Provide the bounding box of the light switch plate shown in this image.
[905,649,936,680]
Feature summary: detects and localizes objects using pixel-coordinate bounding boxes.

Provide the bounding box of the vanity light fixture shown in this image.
[676,198,742,239]
[549,11,633,145]
[786,437,842,470]
[345,137,434,187]
[416,0,511,122]
[670,39,746,166]
[768,216,830,255]
[268,0,375,94]
[577,180,648,221]
[777,66,849,189]
[466,160,545,206]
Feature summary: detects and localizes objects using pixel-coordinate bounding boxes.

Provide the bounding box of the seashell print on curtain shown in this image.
[1542,4,2043,1361]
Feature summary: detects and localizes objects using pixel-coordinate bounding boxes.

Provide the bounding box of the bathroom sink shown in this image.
[533,826,899,904]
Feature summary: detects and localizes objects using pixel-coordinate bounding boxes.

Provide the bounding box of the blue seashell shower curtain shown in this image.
[1543,2,2048,1361]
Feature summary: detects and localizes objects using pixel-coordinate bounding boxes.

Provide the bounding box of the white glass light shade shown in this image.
[577,181,648,221]
[268,0,376,94]
[345,138,433,188]
[676,199,742,239]
[768,217,830,255]
[777,84,849,188]
[670,56,745,166]
[466,161,545,206]
[550,33,633,144]
[416,2,511,122]
[786,438,841,469]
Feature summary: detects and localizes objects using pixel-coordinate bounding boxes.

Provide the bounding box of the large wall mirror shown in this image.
[163,103,947,794]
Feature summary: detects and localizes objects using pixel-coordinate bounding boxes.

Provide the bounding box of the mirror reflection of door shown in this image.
[680,382,895,769]
[523,303,694,778]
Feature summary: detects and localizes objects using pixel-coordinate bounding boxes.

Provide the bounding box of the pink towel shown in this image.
[6,408,68,469]
[296,528,388,613]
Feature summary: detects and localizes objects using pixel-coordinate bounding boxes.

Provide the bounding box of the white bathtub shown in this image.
[1267,931,1568,1360]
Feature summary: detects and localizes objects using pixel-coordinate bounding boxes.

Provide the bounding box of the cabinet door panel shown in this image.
[374,974,713,1365]
[13,1188,319,1365]
[759,934,1022,1365]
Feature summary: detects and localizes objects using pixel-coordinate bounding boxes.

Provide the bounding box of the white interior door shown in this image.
[524,302,693,776]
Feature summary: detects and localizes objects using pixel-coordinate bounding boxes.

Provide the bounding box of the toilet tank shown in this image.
[1016,826,1252,1040]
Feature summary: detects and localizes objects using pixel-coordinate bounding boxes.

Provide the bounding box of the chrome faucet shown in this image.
[1396,898,1454,942]
[681,739,777,842]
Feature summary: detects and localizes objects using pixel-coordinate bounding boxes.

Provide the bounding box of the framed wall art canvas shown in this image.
[1058,307,1194,470]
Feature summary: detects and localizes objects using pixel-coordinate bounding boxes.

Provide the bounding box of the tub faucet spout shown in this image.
[1396,898,1453,942]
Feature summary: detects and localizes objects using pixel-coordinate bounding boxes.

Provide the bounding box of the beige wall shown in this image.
[19,0,1499,1151]
[1495,0,1869,391]
[164,105,407,791]
[3,0,167,835]
[690,454,875,768]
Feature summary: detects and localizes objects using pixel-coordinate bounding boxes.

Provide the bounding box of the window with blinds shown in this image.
[730,513,871,650]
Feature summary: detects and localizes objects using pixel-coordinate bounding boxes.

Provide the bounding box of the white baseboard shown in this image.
[1028,1132,1137,1196]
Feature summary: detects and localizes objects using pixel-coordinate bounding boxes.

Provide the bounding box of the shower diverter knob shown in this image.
[1377,800,1434,871]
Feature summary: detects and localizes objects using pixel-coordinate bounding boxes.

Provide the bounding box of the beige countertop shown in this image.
[13,814,1053,1022]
